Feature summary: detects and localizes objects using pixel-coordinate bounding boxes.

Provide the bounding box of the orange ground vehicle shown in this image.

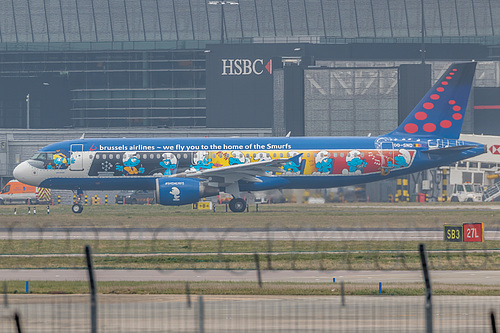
[0,180,43,205]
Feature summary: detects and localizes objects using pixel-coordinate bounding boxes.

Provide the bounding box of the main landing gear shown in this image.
[228,197,246,213]
[72,189,84,214]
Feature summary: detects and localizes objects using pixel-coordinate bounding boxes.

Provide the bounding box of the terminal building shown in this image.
[0,0,499,201]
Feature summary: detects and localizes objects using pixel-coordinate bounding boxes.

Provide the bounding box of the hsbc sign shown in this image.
[221,59,272,76]
[490,145,500,154]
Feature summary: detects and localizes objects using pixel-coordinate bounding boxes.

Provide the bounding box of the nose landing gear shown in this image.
[72,189,84,214]
[72,203,83,214]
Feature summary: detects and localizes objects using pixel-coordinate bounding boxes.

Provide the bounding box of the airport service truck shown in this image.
[449,183,483,202]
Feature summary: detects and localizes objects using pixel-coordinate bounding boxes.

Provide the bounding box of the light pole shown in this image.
[26,94,30,129]
[208,1,239,44]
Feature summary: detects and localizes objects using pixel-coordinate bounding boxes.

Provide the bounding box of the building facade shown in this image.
[1,0,500,197]
[0,0,498,131]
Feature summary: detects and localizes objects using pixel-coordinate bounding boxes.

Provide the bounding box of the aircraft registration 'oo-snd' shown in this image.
[14,62,486,213]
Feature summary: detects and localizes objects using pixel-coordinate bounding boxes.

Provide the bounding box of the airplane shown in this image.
[13,62,486,213]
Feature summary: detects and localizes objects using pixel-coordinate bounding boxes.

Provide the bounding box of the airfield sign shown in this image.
[444,223,484,242]
[463,223,484,242]
[444,225,463,242]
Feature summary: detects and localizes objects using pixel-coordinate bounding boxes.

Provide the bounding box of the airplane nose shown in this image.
[13,161,39,186]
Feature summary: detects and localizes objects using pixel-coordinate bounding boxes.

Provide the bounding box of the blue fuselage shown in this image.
[13,135,486,192]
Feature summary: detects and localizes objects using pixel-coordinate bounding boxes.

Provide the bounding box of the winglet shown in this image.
[389,62,476,139]
[287,153,303,165]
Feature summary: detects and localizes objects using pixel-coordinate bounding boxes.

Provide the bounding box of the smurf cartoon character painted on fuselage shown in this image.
[283,151,302,174]
[53,150,71,169]
[160,153,178,175]
[229,151,248,165]
[116,152,145,176]
[388,149,411,169]
[314,150,333,174]
[46,150,71,170]
[191,151,214,171]
[254,152,272,162]
[343,150,367,175]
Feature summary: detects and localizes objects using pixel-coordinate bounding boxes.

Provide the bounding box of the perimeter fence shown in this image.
[2,294,500,332]
[1,244,499,332]
[0,224,498,270]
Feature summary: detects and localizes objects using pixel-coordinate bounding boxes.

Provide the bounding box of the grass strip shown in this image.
[0,251,498,270]
[1,203,500,229]
[4,280,500,296]
[0,239,496,255]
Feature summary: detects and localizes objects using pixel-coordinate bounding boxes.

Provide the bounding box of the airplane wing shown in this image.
[172,154,301,185]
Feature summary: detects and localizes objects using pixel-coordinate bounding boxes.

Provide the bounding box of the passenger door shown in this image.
[69,144,84,171]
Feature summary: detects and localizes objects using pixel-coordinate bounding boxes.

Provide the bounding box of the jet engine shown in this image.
[155,177,219,206]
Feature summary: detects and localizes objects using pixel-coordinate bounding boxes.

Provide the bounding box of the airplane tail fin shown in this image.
[389,62,477,139]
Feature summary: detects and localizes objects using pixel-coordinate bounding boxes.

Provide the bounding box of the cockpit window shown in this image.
[32,153,47,160]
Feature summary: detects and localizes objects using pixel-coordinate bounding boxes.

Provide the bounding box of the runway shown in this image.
[2,269,500,285]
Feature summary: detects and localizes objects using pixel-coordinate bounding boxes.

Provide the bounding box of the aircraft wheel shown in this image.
[72,204,83,214]
[229,198,246,213]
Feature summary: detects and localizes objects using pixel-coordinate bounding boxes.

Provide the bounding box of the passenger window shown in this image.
[102,154,107,159]
[95,154,100,159]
